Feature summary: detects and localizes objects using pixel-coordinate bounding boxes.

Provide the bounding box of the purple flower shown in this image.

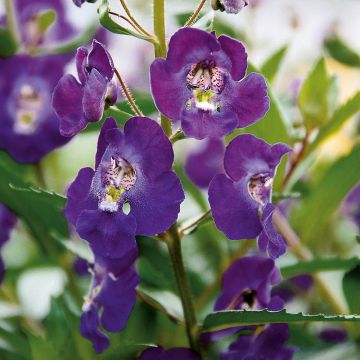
[0,205,17,283]
[52,40,118,137]
[211,0,249,14]
[150,28,269,139]
[14,0,76,47]
[344,183,360,229]
[185,138,225,189]
[81,250,139,353]
[319,328,347,343]
[65,116,184,257]
[272,275,313,303]
[222,324,296,360]
[73,257,90,277]
[138,346,199,360]
[215,256,281,311]
[0,55,72,163]
[208,134,291,258]
[73,0,97,7]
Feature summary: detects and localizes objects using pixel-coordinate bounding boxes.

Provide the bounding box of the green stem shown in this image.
[185,0,207,27]
[153,0,172,136]
[165,224,201,354]
[4,0,20,43]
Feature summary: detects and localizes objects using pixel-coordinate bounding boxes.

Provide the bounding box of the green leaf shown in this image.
[298,58,331,129]
[98,0,152,42]
[0,325,31,358]
[36,10,56,34]
[0,27,18,57]
[343,265,360,314]
[281,257,360,277]
[306,91,360,155]
[294,144,360,245]
[325,36,360,67]
[356,235,360,245]
[202,309,360,332]
[0,152,68,256]
[260,46,288,83]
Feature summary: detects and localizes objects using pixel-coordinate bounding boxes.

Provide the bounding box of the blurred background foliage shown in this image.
[0,0,360,359]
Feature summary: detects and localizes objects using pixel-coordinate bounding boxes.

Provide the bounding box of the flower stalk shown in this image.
[185,0,207,26]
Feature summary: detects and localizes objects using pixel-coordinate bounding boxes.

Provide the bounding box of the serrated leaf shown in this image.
[98,0,152,42]
[343,265,360,314]
[202,309,360,332]
[294,144,360,245]
[0,151,68,256]
[281,257,360,277]
[261,46,288,83]
[36,10,56,34]
[299,58,331,129]
[325,36,360,68]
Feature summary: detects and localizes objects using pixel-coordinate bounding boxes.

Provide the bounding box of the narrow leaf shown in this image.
[343,265,360,314]
[325,36,360,68]
[203,309,360,332]
[261,46,288,83]
[36,10,56,34]
[0,27,18,57]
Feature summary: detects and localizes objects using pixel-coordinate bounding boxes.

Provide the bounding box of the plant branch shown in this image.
[114,68,143,116]
[179,209,212,237]
[119,0,153,37]
[185,0,207,27]
[108,11,148,36]
[165,224,202,354]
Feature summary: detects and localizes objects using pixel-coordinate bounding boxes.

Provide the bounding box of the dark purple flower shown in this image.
[208,134,291,258]
[14,0,76,48]
[73,257,90,277]
[138,346,200,360]
[272,274,313,303]
[211,0,249,14]
[150,28,269,139]
[319,328,347,343]
[344,183,360,229]
[52,40,118,137]
[81,250,139,353]
[222,324,296,360]
[215,256,281,311]
[0,55,72,163]
[65,116,184,257]
[73,0,98,7]
[185,138,225,189]
[0,205,17,283]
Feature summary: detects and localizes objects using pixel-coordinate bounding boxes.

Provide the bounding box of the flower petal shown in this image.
[76,47,88,85]
[88,40,114,80]
[209,174,262,239]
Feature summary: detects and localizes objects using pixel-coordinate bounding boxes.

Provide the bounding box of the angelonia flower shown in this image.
[211,0,249,14]
[81,252,139,353]
[272,274,313,303]
[65,116,184,351]
[343,183,360,230]
[53,40,118,137]
[150,28,269,139]
[0,55,72,163]
[213,256,295,359]
[185,138,225,189]
[73,0,98,7]
[13,0,75,48]
[138,346,200,359]
[209,134,291,259]
[0,205,17,283]
[319,328,347,343]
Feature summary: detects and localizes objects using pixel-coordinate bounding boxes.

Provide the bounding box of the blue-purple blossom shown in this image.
[0,205,17,283]
[344,182,360,229]
[65,116,184,257]
[319,328,347,343]
[272,274,313,303]
[222,324,296,360]
[185,138,225,189]
[0,55,72,163]
[211,0,249,14]
[208,134,291,258]
[138,346,200,359]
[52,40,118,137]
[150,28,269,139]
[80,250,139,353]
[73,0,98,7]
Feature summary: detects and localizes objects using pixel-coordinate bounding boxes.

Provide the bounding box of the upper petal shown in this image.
[76,47,89,85]
[218,35,247,81]
[87,40,114,80]
[208,174,262,239]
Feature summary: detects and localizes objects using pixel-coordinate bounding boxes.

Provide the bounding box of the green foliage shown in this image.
[0,151,68,257]
[261,46,288,83]
[343,265,360,314]
[36,10,56,35]
[202,309,360,332]
[293,144,360,246]
[0,27,18,57]
[116,94,158,116]
[281,257,360,277]
[298,58,332,129]
[98,0,152,42]
[325,36,360,67]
